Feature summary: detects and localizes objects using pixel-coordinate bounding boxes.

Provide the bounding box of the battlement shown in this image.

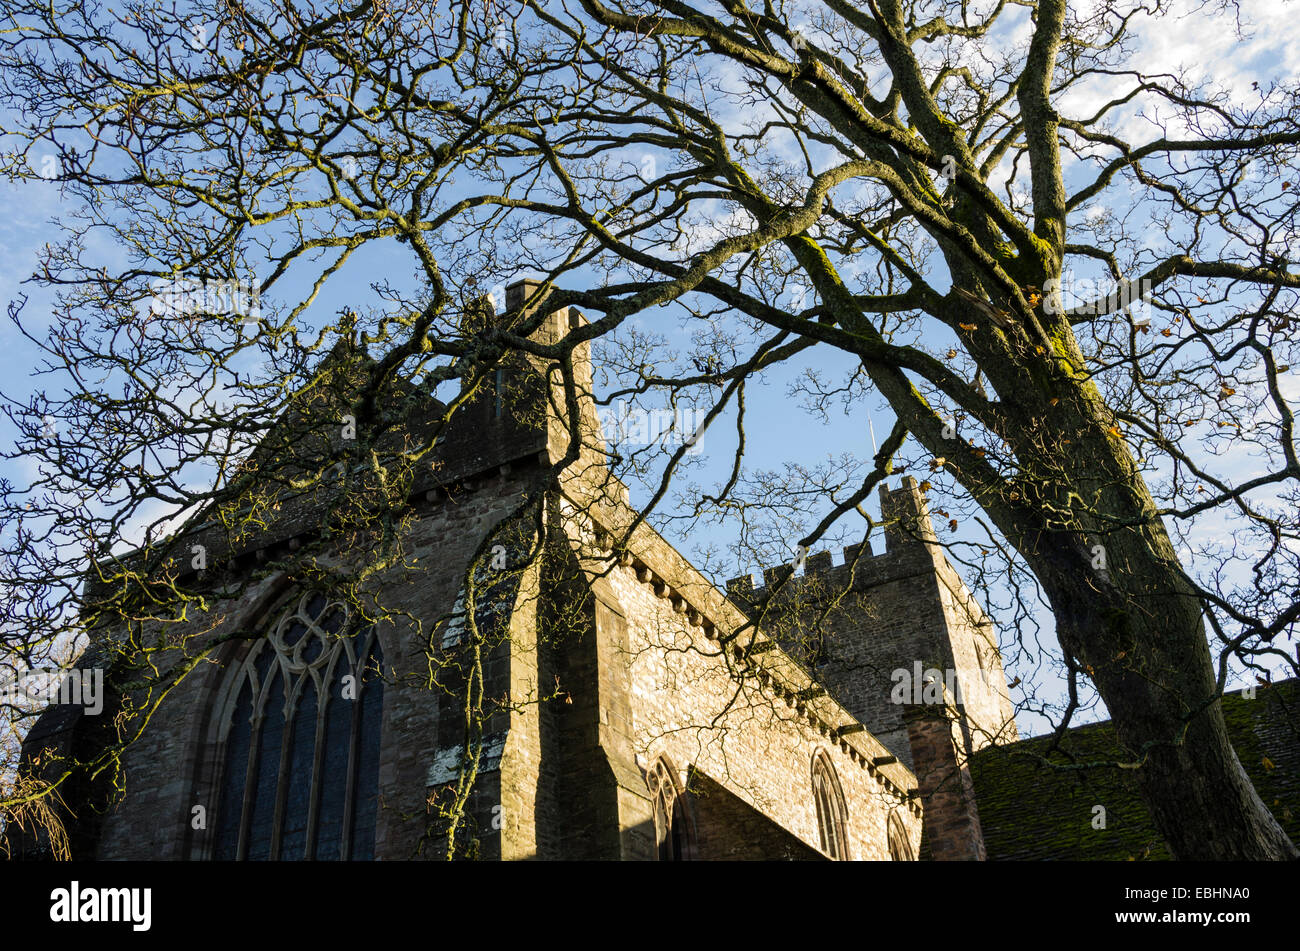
[725,476,939,607]
[717,475,1017,775]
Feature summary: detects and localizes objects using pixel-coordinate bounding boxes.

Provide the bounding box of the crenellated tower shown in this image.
[726,475,1018,859]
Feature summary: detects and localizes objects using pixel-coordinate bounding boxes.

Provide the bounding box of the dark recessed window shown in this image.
[493,367,505,419]
[812,750,849,860]
[648,757,694,860]
[214,592,383,860]
[887,811,914,861]
[811,631,831,668]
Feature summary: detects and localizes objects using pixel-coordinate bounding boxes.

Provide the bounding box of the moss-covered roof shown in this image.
[970,679,1300,860]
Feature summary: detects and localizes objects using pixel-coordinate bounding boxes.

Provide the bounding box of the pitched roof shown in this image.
[970,679,1300,860]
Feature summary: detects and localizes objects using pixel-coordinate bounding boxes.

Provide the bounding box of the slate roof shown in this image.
[970,679,1300,860]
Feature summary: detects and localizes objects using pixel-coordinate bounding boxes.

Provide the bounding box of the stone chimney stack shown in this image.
[504,278,544,315]
[505,280,604,470]
[441,279,606,478]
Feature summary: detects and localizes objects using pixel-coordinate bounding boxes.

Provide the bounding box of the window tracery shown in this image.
[214,592,383,861]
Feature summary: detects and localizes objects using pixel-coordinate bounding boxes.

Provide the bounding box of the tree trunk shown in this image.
[1024,510,1298,860]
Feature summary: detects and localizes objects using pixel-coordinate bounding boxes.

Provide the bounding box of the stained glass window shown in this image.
[214,592,384,860]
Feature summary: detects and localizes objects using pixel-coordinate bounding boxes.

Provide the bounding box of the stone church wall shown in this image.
[17,280,1005,862]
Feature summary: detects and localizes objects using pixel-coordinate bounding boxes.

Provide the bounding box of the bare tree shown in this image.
[1,0,1297,859]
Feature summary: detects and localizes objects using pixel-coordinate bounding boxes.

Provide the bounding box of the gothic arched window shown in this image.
[887,811,914,861]
[214,592,384,861]
[647,757,694,861]
[812,750,849,860]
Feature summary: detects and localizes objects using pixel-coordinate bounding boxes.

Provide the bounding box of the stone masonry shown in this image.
[15,279,1020,861]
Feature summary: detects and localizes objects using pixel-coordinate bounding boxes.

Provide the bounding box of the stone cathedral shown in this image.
[21,279,1289,862]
